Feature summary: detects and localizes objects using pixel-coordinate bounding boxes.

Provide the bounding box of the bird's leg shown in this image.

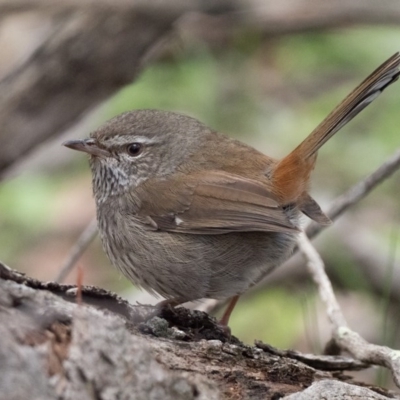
[219,295,240,327]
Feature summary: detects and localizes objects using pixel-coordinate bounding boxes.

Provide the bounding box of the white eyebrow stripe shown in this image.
[129,136,158,144]
[110,135,159,146]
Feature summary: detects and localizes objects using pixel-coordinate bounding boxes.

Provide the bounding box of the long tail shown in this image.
[294,52,400,159]
[273,52,400,204]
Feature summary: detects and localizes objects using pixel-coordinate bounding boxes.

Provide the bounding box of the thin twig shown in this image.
[297,232,347,329]
[297,232,400,388]
[306,148,400,239]
[55,219,98,283]
[76,263,84,305]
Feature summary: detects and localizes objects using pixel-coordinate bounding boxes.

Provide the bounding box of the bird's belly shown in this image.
[204,231,297,299]
[98,212,297,301]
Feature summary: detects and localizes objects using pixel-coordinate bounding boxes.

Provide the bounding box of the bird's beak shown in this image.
[63,139,110,157]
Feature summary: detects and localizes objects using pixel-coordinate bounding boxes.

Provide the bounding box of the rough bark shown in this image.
[1,262,398,400]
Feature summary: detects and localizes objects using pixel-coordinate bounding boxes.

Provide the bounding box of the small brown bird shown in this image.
[64,53,400,327]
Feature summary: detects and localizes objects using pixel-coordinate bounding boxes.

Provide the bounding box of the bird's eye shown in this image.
[127,143,143,157]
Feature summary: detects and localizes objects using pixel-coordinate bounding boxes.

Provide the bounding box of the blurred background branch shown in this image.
[0,0,232,176]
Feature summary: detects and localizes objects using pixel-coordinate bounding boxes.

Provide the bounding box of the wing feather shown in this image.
[137,171,298,235]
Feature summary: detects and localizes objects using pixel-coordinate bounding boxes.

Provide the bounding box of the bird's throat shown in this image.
[91,162,130,205]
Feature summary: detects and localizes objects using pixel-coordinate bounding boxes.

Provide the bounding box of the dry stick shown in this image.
[297,232,347,329]
[306,147,400,239]
[55,219,98,283]
[291,150,400,384]
[297,231,400,388]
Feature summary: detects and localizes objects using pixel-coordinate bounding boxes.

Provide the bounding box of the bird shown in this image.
[64,53,400,327]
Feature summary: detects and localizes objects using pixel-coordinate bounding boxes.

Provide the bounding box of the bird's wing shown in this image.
[298,193,331,225]
[135,171,298,234]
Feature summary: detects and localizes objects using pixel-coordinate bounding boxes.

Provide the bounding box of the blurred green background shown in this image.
[1,23,400,386]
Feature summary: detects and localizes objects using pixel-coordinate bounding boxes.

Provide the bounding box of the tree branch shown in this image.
[297,232,400,388]
[2,261,398,399]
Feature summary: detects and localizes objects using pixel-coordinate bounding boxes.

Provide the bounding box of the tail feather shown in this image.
[296,52,400,159]
[273,53,400,204]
